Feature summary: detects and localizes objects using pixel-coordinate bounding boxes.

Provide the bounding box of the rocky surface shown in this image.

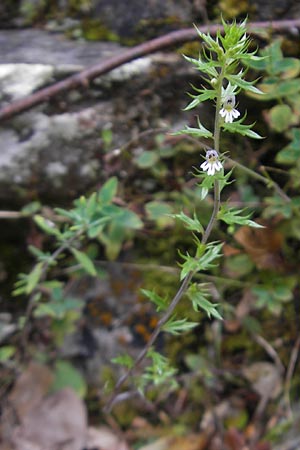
[0,29,194,202]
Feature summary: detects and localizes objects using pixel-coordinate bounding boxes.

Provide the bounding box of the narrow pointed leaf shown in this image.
[71,248,97,276]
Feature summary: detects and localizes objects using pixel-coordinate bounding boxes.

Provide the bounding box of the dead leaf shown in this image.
[234,223,284,270]
[9,362,53,419]
[243,362,282,399]
[12,387,87,450]
[224,428,246,450]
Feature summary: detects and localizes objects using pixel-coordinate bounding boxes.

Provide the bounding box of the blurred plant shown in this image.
[12,177,143,346]
[247,39,300,193]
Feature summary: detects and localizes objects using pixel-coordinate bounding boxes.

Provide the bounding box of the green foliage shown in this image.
[218,205,264,228]
[0,346,16,361]
[275,128,300,164]
[162,316,198,335]
[134,151,160,168]
[33,287,83,320]
[171,211,203,233]
[246,39,300,190]
[50,360,87,397]
[71,248,97,276]
[268,105,293,133]
[175,119,213,139]
[138,349,178,391]
[13,262,44,296]
[145,201,174,229]
[112,354,134,369]
[141,289,168,312]
[187,283,223,320]
[252,277,297,315]
[222,117,263,139]
[179,241,223,281]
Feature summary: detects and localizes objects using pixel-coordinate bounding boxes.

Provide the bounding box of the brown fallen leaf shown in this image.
[11,387,87,450]
[8,361,53,419]
[224,428,246,450]
[242,362,282,399]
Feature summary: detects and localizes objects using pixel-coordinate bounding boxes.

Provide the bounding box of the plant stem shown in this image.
[202,180,221,245]
[103,271,193,412]
[104,44,225,415]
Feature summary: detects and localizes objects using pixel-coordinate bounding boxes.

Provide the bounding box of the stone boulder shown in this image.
[0,29,195,202]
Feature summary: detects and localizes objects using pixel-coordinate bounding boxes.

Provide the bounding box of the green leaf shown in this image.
[112,354,134,368]
[275,58,300,79]
[222,119,263,139]
[174,118,213,139]
[21,201,41,216]
[162,317,198,335]
[179,242,223,280]
[276,128,300,164]
[51,361,86,398]
[145,201,174,228]
[34,296,83,319]
[26,262,44,294]
[227,73,264,95]
[116,209,143,229]
[268,104,293,132]
[218,206,264,228]
[0,346,16,361]
[134,151,159,169]
[34,215,61,237]
[183,56,219,77]
[98,177,118,204]
[187,283,223,319]
[87,216,111,238]
[183,89,216,110]
[171,211,203,233]
[71,248,97,276]
[141,289,168,312]
[256,79,300,100]
[101,128,113,148]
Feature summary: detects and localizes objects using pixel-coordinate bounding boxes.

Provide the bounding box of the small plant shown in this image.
[105,18,267,410]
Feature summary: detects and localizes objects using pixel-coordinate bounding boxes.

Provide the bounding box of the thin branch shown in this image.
[1,19,300,121]
[0,211,24,219]
[252,333,285,374]
[103,271,193,412]
[20,230,83,352]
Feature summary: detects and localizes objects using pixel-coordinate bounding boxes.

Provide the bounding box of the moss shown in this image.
[20,0,47,24]
[81,19,119,42]
[177,42,201,58]
[134,15,185,40]
[216,0,253,19]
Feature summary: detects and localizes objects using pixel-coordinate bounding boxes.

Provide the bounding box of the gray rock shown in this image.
[0,64,54,100]
[0,29,194,201]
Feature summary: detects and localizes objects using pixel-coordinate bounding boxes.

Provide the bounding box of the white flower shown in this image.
[219,94,240,123]
[200,149,223,176]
